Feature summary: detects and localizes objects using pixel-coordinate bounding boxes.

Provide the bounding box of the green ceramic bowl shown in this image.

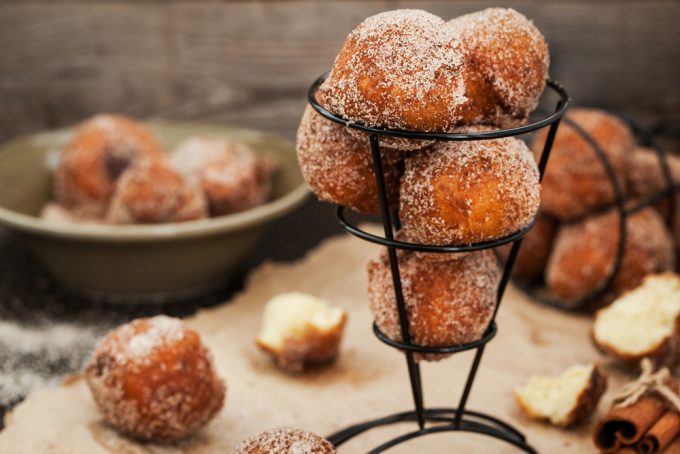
[0,121,308,302]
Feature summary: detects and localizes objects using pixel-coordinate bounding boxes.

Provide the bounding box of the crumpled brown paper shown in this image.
[0,226,629,453]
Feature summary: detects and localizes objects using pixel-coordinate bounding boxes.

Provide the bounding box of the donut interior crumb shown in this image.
[514,363,597,426]
[593,273,680,355]
[257,293,345,351]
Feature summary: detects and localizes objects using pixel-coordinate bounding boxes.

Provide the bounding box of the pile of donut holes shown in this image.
[501,108,677,309]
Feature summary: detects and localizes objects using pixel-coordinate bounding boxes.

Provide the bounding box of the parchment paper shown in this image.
[0,226,633,453]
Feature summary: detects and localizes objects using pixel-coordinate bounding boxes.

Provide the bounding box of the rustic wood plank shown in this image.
[0,1,677,143]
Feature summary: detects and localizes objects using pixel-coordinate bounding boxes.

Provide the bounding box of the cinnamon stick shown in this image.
[662,435,680,454]
[636,411,680,454]
[594,395,667,452]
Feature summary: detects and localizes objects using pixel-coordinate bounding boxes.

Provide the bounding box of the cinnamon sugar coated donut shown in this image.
[235,427,336,454]
[107,160,207,224]
[319,10,467,150]
[85,316,226,442]
[172,137,277,216]
[400,129,540,245]
[546,207,675,307]
[497,213,558,282]
[627,147,680,198]
[368,249,499,360]
[296,105,402,214]
[54,114,164,217]
[532,108,635,221]
[627,148,680,244]
[172,136,254,177]
[447,8,549,125]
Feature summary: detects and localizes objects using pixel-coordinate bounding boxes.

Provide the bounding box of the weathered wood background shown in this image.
[0,0,678,143]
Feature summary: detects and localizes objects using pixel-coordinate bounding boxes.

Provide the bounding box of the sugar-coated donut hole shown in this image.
[54,114,164,218]
[546,207,675,307]
[367,248,500,361]
[446,8,549,124]
[319,10,468,150]
[235,427,336,453]
[531,108,635,221]
[497,212,558,283]
[400,128,540,245]
[626,147,680,245]
[106,159,207,224]
[296,105,403,214]
[85,316,226,443]
[627,147,680,199]
[200,157,276,216]
[171,136,277,216]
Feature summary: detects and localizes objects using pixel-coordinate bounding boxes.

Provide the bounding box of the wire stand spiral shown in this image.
[308,72,570,452]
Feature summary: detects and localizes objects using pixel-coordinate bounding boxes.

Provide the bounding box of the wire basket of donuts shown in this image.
[297,7,568,452]
[499,108,680,311]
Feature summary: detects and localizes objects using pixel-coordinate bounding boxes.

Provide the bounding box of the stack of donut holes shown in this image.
[297,8,549,359]
[48,114,277,225]
[501,107,677,309]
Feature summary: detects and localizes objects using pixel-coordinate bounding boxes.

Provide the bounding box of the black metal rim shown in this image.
[337,206,537,253]
[372,322,497,354]
[326,408,536,453]
[308,71,569,140]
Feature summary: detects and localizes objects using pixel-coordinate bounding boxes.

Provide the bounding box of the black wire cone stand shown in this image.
[509,113,680,311]
[308,72,569,453]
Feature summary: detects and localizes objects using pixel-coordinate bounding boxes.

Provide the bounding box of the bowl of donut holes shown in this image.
[0,116,307,301]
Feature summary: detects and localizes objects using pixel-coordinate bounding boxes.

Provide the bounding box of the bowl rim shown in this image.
[0,123,309,242]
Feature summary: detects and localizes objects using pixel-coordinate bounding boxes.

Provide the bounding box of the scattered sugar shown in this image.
[0,320,97,407]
